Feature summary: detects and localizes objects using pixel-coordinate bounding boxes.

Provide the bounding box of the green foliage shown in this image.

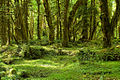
[7,55,120,80]
[23,45,57,59]
[26,47,46,59]
[98,48,120,61]
[76,47,120,63]
[76,49,99,63]
[1,68,21,80]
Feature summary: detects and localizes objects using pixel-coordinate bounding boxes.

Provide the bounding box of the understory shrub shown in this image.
[25,47,47,59]
[98,48,120,61]
[24,46,57,59]
[76,48,120,63]
[76,49,98,62]
[0,68,28,80]
[1,50,18,64]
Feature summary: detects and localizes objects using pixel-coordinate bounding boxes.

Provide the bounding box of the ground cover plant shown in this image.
[0,40,120,80]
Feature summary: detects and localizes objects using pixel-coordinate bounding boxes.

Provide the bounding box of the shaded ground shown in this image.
[8,55,120,80]
[1,40,120,80]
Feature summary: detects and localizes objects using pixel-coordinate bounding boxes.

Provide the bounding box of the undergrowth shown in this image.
[0,40,120,80]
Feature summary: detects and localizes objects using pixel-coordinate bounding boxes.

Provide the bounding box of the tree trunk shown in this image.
[100,0,111,48]
[14,0,22,42]
[81,0,88,41]
[68,0,83,41]
[100,0,120,48]
[89,0,97,40]
[43,0,55,43]
[23,0,29,42]
[62,0,70,47]
[119,26,120,39]
[7,0,11,45]
[0,0,7,46]
[56,16,60,40]
[115,25,118,39]
[29,11,34,40]
[73,19,77,42]
[56,0,62,40]
[58,0,62,40]
[110,0,120,38]
[37,0,41,40]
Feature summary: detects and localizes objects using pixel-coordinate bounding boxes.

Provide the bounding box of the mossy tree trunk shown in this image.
[119,26,120,39]
[110,0,120,38]
[43,0,55,43]
[23,0,29,42]
[36,0,41,40]
[56,16,60,40]
[62,0,70,47]
[56,0,62,40]
[89,0,97,40]
[14,0,29,43]
[68,0,83,42]
[100,0,120,48]
[14,0,23,42]
[57,0,62,40]
[81,0,88,41]
[0,0,7,46]
[7,0,11,45]
[100,0,111,48]
[29,11,34,40]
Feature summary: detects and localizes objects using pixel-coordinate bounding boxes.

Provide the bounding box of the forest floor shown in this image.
[1,39,120,80]
[11,56,120,80]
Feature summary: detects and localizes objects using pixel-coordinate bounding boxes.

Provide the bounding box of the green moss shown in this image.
[1,40,120,79]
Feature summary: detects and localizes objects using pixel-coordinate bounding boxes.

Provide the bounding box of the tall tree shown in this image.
[62,0,70,47]
[100,0,111,48]
[14,0,22,42]
[29,11,34,40]
[23,0,29,42]
[0,0,7,46]
[110,0,120,37]
[7,0,11,45]
[68,0,83,41]
[36,0,41,40]
[43,0,55,43]
[100,0,120,48]
[81,0,88,41]
[56,0,62,40]
[89,0,97,40]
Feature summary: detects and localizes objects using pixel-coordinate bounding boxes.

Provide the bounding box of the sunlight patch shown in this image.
[13,64,58,68]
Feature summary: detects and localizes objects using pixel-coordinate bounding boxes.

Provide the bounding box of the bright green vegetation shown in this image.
[1,40,120,80]
[1,54,120,80]
[1,0,120,79]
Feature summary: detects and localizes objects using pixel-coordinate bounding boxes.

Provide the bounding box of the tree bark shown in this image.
[7,0,11,45]
[0,0,7,46]
[100,0,120,48]
[68,0,83,41]
[110,0,120,37]
[62,0,70,47]
[81,0,88,41]
[37,0,41,40]
[100,0,111,48]
[43,0,55,43]
[56,16,60,40]
[23,0,29,42]
[29,11,34,40]
[89,0,97,40]
[119,26,120,39]
[56,0,62,40]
